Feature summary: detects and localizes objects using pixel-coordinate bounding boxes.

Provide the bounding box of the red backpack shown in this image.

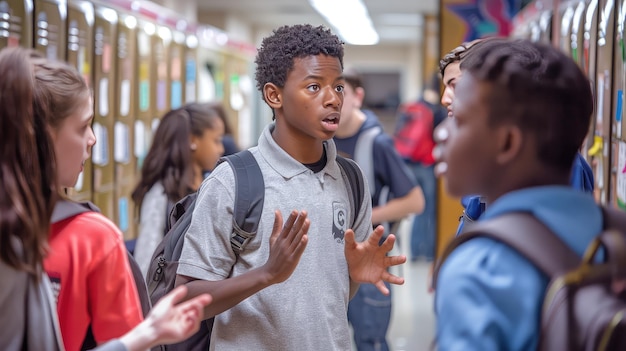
[393,102,435,165]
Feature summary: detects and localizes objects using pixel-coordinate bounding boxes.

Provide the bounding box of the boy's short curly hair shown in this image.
[254,24,344,98]
[462,39,593,172]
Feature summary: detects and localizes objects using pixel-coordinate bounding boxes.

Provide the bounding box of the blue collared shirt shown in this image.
[454,153,594,236]
[436,186,601,351]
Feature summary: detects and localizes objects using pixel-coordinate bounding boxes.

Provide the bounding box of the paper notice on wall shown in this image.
[114,122,130,164]
[92,122,109,166]
[135,120,145,159]
[120,80,130,116]
[99,78,109,117]
[618,141,626,210]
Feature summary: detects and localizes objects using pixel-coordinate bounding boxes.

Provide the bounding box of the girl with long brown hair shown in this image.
[0,46,211,351]
[131,103,224,275]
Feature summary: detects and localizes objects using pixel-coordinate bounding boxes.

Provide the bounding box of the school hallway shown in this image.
[352,217,437,351]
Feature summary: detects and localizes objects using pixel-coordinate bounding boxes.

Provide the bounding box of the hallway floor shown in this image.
[389,218,436,351]
[352,217,437,351]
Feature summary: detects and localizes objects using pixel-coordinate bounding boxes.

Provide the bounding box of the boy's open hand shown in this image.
[344,225,406,295]
[264,210,310,285]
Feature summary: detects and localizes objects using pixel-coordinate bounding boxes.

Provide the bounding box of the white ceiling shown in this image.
[195,0,439,45]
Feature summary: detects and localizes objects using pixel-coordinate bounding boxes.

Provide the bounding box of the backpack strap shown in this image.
[601,206,626,231]
[432,212,580,290]
[598,206,626,275]
[51,200,100,223]
[336,155,365,229]
[219,150,265,252]
[353,126,381,195]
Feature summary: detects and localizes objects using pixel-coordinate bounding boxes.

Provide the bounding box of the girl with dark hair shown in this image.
[205,101,241,156]
[0,46,211,351]
[0,45,62,351]
[132,103,224,275]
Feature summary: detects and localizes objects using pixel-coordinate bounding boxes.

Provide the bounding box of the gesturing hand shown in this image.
[344,225,406,295]
[134,285,212,348]
[263,210,310,285]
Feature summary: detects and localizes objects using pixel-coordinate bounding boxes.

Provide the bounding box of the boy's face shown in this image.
[340,83,359,116]
[277,54,344,141]
[441,61,461,113]
[434,73,501,197]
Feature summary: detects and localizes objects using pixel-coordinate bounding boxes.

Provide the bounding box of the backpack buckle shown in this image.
[231,227,254,252]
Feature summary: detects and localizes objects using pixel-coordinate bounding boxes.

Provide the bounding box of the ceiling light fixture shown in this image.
[309,0,379,45]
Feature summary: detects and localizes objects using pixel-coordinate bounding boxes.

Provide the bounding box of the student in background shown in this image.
[132,103,225,276]
[0,46,211,351]
[174,24,406,350]
[334,67,424,351]
[395,74,447,262]
[438,37,594,236]
[434,38,597,350]
[31,52,143,350]
[205,101,241,156]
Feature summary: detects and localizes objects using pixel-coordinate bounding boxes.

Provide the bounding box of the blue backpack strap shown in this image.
[353,125,381,196]
[219,150,265,252]
[336,155,365,228]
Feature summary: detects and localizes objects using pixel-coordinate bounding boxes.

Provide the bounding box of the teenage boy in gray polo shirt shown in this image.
[174,24,407,350]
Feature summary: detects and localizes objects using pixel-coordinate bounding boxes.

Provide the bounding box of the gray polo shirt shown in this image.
[177,124,372,350]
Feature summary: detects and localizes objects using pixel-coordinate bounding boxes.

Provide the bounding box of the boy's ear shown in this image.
[355,87,365,108]
[495,125,524,165]
[263,83,282,109]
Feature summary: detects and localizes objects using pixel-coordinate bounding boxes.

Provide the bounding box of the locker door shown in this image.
[593,0,615,204]
[559,3,576,56]
[92,6,117,221]
[34,0,66,60]
[152,25,170,128]
[613,0,626,209]
[184,32,198,104]
[115,12,137,240]
[0,0,33,49]
[619,0,626,140]
[135,20,154,171]
[615,140,626,209]
[538,10,553,44]
[65,0,93,203]
[583,0,601,173]
[570,0,588,67]
[169,29,184,109]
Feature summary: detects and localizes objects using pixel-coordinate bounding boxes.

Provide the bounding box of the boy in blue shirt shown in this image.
[433,39,598,350]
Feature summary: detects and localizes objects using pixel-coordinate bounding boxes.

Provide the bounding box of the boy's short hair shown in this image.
[462,39,593,172]
[342,67,363,90]
[254,24,344,98]
[438,38,484,77]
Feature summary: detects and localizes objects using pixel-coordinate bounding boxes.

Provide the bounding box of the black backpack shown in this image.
[50,200,152,350]
[147,150,365,351]
[433,206,626,351]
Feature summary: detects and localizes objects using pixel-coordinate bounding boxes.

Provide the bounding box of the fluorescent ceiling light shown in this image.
[309,0,379,45]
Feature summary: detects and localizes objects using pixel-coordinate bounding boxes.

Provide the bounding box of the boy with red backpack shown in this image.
[394,74,447,261]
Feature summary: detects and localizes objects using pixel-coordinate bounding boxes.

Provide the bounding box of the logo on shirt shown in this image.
[332,201,348,243]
